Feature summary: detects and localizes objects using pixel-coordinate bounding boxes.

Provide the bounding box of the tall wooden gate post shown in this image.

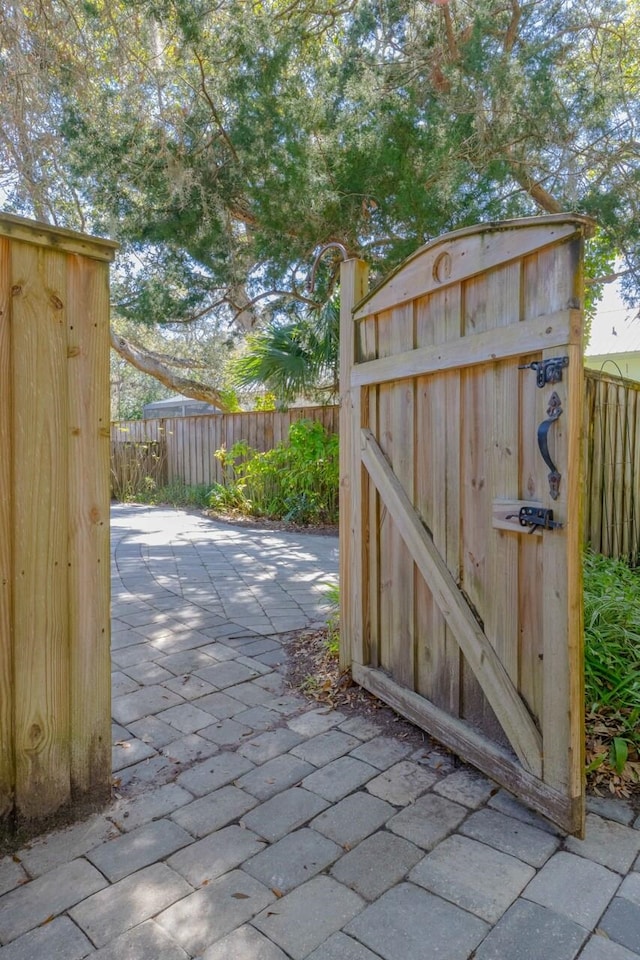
[339,258,369,671]
[0,213,117,830]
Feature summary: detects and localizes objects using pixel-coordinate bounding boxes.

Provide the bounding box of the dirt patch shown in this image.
[204,509,338,538]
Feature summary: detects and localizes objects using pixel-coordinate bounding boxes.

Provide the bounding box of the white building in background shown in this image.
[585,280,640,382]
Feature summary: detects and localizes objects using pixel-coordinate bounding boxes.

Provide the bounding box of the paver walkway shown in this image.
[0,503,639,959]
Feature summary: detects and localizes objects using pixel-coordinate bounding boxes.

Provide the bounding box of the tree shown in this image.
[1,0,638,400]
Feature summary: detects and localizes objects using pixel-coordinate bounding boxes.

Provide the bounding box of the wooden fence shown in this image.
[584,368,640,564]
[111,405,340,489]
[1,213,115,828]
[112,374,639,565]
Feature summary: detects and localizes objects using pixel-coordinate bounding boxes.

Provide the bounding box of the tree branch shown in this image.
[507,161,563,214]
[110,328,233,411]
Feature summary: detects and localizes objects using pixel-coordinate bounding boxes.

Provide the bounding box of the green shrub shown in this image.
[211,419,339,525]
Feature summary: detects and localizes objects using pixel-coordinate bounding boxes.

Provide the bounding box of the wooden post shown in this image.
[339,259,369,671]
[0,214,117,830]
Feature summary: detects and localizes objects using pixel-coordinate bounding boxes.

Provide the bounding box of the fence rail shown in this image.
[111,374,640,564]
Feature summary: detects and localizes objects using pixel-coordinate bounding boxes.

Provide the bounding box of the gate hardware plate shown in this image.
[518,356,569,388]
[507,506,563,532]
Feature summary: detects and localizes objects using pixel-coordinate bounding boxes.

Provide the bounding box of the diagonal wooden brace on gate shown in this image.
[360,427,543,778]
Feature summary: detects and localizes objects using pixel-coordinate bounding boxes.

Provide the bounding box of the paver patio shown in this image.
[0,503,639,959]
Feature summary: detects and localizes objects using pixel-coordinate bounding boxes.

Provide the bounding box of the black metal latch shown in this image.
[507,506,563,533]
[518,356,569,388]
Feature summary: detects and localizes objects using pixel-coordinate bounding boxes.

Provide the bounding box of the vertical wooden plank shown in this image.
[588,378,604,553]
[0,237,14,819]
[339,259,369,670]
[632,387,640,563]
[12,242,71,819]
[602,382,617,556]
[360,313,380,668]
[67,254,111,801]
[621,387,633,560]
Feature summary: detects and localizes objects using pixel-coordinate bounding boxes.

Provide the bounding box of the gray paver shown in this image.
[0,859,27,898]
[344,882,489,960]
[86,819,193,882]
[365,760,438,806]
[488,789,562,835]
[311,792,395,847]
[195,661,259,688]
[222,681,277,707]
[410,834,535,923]
[291,730,360,766]
[155,868,274,956]
[241,787,329,842]
[620,871,640,906]
[232,705,282,731]
[301,756,379,802]
[237,728,304,764]
[338,717,382,741]
[253,876,365,960]
[176,752,254,795]
[122,661,175,685]
[167,824,265,886]
[432,767,496,808]
[330,830,423,900]
[156,702,218,734]
[113,736,158,770]
[109,783,194,832]
[0,859,107,944]
[15,813,120,877]
[198,717,253,745]
[349,736,413,770]
[565,814,640,874]
[156,650,218,676]
[0,916,93,960]
[161,733,219,764]
[112,670,140,697]
[69,863,192,948]
[200,924,289,960]
[236,754,315,800]
[306,931,383,960]
[599,897,640,953]
[386,793,467,850]
[111,685,184,724]
[579,934,640,960]
[90,920,190,960]
[473,898,587,960]
[523,851,621,928]
[288,708,346,737]
[162,674,218,700]
[127,715,184,748]
[194,691,246,719]
[460,807,561,867]
[171,785,259,837]
[244,828,342,893]
[587,796,637,827]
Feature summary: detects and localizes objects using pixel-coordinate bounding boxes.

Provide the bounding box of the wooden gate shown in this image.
[339,215,594,835]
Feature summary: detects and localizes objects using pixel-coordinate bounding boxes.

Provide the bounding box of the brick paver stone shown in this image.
[306,931,384,960]
[109,783,194,832]
[167,824,265,886]
[564,814,640,874]
[291,730,361,766]
[253,876,365,960]
[365,761,438,806]
[0,916,93,960]
[237,728,304,764]
[410,834,535,923]
[155,868,274,956]
[90,920,190,960]
[171,785,258,837]
[113,737,158,770]
[301,756,379,802]
[200,924,289,960]
[156,702,219,734]
[111,686,184,724]
[161,732,219,764]
[338,717,382,741]
[176,752,255,795]
[473,898,588,960]
[619,872,640,906]
[598,897,640,954]
[68,863,192,948]
[311,792,395,847]
[579,935,640,960]
[522,851,621,928]
[287,708,346,737]
[0,859,27,898]
[386,793,467,850]
[586,796,637,827]
[487,790,562,835]
[0,858,107,944]
[432,768,496,808]
[86,819,193,882]
[460,808,561,867]
[349,736,413,770]
[236,755,315,800]
[243,828,342,893]
[15,813,120,877]
[241,787,329,842]
[344,882,489,960]
[330,830,423,901]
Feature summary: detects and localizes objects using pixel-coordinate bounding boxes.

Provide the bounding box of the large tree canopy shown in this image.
[1,0,638,402]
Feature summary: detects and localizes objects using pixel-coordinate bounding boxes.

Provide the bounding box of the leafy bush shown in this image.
[211,419,339,525]
[584,550,640,794]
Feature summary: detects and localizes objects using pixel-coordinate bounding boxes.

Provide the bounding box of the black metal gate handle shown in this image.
[537,391,562,500]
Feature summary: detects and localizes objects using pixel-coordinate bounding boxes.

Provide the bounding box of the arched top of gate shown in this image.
[352,213,595,321]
